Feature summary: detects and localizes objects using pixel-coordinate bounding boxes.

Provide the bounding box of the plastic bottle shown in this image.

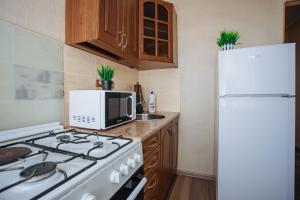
[148,91,156,113]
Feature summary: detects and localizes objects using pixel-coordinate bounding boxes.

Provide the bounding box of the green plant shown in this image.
[216,30,240,47]
[97,65,114,81]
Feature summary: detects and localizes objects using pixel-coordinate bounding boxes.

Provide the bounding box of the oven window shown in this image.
[110,167,144,200]
[105,92,132,127]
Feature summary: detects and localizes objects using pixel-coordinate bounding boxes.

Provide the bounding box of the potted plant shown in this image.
[97,65,115,90]
[217,30,240,50]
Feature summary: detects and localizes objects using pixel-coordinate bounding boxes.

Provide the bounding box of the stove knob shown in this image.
[110,170,120,184]
[133,153,142,163]
[127,158,136,168]
[119,164,129,176]
[81,193,97,200]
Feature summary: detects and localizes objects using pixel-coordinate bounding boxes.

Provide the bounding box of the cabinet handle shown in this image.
[167,125,173,134]
[146,141,157,148]
[117,32,123,46]
[147,178,157,190]
[147,160,158,169]
[123,34,128,49]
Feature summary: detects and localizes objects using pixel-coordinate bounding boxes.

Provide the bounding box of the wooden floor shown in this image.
[168,175,216,200]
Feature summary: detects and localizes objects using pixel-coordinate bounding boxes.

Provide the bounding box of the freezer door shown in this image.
[217,97,295,200]
[218,44,295,96]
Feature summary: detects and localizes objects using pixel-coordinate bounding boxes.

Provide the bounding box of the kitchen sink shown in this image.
[136,113,165,120]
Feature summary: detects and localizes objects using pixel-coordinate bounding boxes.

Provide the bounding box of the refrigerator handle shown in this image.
[220,94,296,98]
[281,95,296,98]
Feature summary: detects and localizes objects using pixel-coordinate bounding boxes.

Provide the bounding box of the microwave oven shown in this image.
[69,90,136,130]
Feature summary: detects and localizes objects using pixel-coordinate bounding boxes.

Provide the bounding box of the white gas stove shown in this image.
[0,123,146,200]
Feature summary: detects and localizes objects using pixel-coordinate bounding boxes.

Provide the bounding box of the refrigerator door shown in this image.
[218,44,295,96]
[217,97,295,200]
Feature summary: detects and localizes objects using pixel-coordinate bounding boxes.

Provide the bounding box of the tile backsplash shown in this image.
[63,45,139,126]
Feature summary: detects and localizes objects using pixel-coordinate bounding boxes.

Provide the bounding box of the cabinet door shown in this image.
[171,119,178,177]
[139,0,173,62]
[123,0,138,56]
[99,0,123,50]
[159,124,172,199]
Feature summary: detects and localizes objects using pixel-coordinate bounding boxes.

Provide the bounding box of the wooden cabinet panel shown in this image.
[65,0,99,43]
[98,0,123,50]
[171,118,179,177]
[142,118,179,200]
[143,131,160,160]
[159,124,172,199]
[123,0,138,57]
[144,148,160,178]
[144,172,159,194]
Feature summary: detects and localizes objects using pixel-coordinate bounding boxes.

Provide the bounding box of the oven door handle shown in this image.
[126,177,147,200]
[126,96,134,118]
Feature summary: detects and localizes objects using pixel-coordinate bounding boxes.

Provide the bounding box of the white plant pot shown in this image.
[221,44,235,51]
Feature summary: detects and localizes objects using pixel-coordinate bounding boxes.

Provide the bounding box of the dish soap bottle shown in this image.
[148,91,156,113]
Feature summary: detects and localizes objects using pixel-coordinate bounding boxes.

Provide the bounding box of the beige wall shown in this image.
[139,0,284,176]
[0,0,65,42]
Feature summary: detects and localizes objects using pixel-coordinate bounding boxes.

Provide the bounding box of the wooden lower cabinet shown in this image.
[142,117,179,200]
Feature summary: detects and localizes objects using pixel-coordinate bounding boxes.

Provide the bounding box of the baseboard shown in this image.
[176,169,216,181]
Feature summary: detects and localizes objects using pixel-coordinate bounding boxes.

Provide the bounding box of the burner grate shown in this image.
[26,129,133,160]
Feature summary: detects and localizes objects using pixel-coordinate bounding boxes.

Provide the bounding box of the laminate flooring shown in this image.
[168,175,216,200]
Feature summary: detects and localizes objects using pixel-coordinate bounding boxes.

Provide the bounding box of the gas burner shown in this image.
[0,147,32,166]
[56,135,71,142]
[20,162,57,182]
[93,141,104,148]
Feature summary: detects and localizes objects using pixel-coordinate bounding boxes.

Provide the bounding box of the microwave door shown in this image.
[105,92,132,128]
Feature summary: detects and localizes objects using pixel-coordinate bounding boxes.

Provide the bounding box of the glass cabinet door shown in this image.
[140,0,173,62]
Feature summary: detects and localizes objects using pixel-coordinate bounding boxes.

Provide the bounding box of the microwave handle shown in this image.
[126,96,134,118]
[126,177,147,200]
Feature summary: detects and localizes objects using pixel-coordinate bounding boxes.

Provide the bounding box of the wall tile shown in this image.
[139,68,180,112]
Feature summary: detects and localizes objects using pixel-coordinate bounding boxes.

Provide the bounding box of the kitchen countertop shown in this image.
[74,112,179,141]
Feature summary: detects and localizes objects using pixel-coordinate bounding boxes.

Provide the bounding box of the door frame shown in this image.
[283,0,300,42]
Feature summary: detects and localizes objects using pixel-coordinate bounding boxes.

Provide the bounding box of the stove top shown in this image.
[29,129,133,160]
[0,127,139,200]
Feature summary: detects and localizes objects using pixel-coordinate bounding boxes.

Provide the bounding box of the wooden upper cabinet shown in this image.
[137,0,178,70]
[66,0,138,66]
[66,0,177,70]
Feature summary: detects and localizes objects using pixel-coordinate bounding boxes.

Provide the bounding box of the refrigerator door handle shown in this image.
[220,94,295,98]
[281,95,296,98]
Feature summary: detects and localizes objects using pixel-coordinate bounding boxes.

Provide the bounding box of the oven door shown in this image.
[104,92,134,128]
[110,167,147,200]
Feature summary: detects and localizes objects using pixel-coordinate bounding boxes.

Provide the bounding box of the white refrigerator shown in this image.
[217,44,295,200]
